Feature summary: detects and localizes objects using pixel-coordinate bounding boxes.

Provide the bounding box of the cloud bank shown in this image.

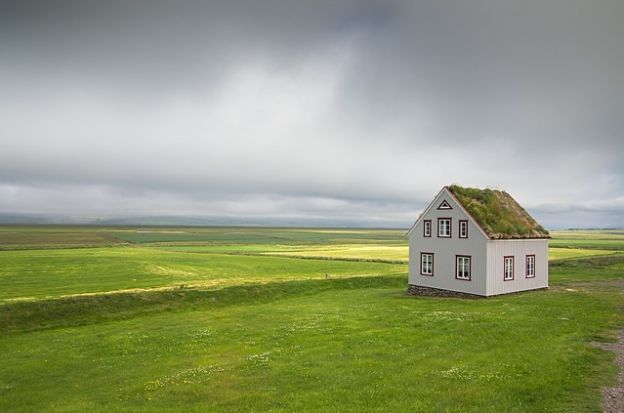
[1,1,623,227]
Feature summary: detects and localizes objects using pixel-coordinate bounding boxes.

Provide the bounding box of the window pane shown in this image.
[456,256,470,279]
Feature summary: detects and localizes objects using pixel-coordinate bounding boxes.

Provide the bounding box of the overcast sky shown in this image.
[1,1,623,228]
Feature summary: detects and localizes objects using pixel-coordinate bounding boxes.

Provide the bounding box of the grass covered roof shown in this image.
[447,185,550,239]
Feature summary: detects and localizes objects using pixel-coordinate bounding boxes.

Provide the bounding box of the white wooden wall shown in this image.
[485,239,549,296]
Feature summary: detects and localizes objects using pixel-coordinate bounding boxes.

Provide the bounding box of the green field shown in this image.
[0,247,403,301]
[1,226,623,412]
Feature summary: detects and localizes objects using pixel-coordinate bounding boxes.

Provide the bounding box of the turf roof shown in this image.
[447,185,550,239]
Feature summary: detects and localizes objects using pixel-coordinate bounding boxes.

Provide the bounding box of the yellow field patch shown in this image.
[262,244,616,263]
[145,264,196,276]
[548,247,616,261]
[262,244,409,262]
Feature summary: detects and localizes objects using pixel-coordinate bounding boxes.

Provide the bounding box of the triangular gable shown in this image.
[406,187,489,239]
[437,200,452,210]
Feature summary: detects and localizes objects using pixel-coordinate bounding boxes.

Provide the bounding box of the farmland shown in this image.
[1,226,623,412]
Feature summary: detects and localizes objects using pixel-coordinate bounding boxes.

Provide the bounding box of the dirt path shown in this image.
[585,278,624,413]
[593,329,624,413]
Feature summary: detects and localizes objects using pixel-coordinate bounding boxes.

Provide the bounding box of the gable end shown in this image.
[406,187,489,240]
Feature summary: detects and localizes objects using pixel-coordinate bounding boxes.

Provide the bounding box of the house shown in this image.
[406,185,550,297]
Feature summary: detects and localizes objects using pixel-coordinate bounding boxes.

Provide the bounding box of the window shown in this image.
[420,253,434,276]
[526,255,535,278]
[459,220,468,238]
[438,218,451,238]
[456,255,471,280]
[423,220,431,237]
[504,256,514,281]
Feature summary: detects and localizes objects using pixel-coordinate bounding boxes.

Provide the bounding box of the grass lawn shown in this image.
[1,261,623,412]
[0,227,623,412]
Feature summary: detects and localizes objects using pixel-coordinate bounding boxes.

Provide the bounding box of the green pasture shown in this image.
[548,247,617,261]
[0,247,404,302]
[163,244,617,263]
[110,227,405,245]
[1,258,623,412]
[550,230,624,239]
[157,243,409,263]
[549,230,624,250]
[0,226,623,412]
[0,227,123,249]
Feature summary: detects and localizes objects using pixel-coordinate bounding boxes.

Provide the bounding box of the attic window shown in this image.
[438,218,451,238]
[459,220,468,238]
[423,220,431,237]
[437,200,452,210]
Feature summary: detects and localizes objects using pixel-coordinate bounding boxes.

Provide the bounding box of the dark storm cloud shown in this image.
[1,0,623,227]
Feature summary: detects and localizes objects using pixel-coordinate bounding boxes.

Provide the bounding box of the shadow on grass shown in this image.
[4,254,623,334]
[0,274,406,334]
[550,253,624,269]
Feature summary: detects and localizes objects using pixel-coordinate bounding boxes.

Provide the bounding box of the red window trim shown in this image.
[423,220,432,237]
[437,217,452,238]
[525,254,536,278]
[504,256,515,281]
[455,255,471,281]
[459,220,468,239]
[420,252,434,276]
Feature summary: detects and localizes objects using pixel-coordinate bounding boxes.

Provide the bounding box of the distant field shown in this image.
[549,230,624,250]
[110,227,405,245]
[0,247,404,302]
[548,247,617,261]
[162,244,619,263]
[0,226,623,412]
[158,244,409,262]
[2,226,623,256]
[550,230,624,239]
[0,227,124,249]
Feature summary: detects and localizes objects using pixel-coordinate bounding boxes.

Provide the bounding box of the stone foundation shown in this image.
[407,284,484,299]
[407,284,549,298]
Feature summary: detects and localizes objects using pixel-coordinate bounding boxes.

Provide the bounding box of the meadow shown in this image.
[0,226,623,412]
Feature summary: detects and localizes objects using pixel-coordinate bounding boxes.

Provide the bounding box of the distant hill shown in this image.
[0,213,68,225]
[0,213,405,229]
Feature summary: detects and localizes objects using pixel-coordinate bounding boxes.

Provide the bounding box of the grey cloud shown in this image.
[1,0,623,228]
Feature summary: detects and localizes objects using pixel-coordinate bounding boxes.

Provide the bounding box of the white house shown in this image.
[407,185,550,297]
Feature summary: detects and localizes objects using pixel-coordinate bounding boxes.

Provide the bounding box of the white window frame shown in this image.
[504,256,514,281]
[459,220,468,238]
[455,255,471,280]
[420,253,434,276]
[438,218,451,238]
[526,255,535,278]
